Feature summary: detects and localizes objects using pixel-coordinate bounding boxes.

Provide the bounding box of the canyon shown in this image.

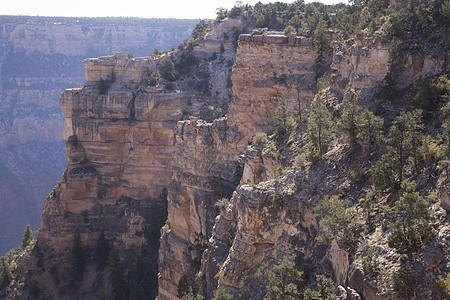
[1,8,449,300]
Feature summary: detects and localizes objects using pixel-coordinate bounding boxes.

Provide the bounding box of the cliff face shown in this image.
[0,16,196,254]
[228,34,317,145]
[330,36,447,97]
[158,33,319,299]
[32,18,242,299]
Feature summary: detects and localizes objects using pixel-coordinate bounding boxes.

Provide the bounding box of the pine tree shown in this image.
[387,180,434,257]
[303,275,336,300]
[356,109,384,152]
[68,230,86,283]
[372,109,424,192]
[0,259,13,288]
[93,232,110,268]
[213,286,233,300]
[314,195,360,248]
[108,249,128,300]
[255,255,304,300]
[274,96,289,140]
[313,19,331,77]
[339,90,360,149]
[21,224,33,248]
[307,93,335,159]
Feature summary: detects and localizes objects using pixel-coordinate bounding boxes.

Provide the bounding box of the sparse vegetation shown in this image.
[1,2,449,299]
[386,180,434,257]
[307,92,335,160]
[255,255,305,300]
[314,195,361,250]
[21,225,33,249]
[372,109,425,193]
[303,275,337,300]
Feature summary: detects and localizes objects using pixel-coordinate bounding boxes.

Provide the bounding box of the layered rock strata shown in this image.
[35,18,241,298]
[330,36,448,97]
[0,16,196,254]
[201,35,449,299]
[158,33,319,299]
[39,53,182,252]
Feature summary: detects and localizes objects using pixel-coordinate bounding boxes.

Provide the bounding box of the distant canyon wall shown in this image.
[0,15,197,254]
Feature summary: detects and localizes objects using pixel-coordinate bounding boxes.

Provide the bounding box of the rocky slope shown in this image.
[0,15,196,254]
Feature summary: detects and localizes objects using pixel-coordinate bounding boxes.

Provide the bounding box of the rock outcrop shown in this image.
[0,15,196,254]
[330,36,447,97]
[158,32,319,299]
[33,18,241,299]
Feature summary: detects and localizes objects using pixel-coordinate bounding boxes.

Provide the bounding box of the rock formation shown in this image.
[158,32,319,299]
[0,15,197,254]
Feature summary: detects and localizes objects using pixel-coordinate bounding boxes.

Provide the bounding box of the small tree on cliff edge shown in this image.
[274,96,289,140]
[307,92,335,160]
[67,230,86,284]
[313,19,331,78]
[21,224,33,248]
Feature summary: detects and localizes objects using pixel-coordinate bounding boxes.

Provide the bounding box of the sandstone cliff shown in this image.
[0,15,196,254]
[158,32,319,299]
[21,18,241,299]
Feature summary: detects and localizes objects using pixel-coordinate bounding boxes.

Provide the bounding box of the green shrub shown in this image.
[271,192,283,211]
[432,273,450,300]
[307,92,335,159]
[412,75,450,111]
[146,71,160,87]
[213,106,223,119]
[284,25,297,34]
[213,286,233,300]
[252,132,269,146]
[392,267,422,299]
[165,81,178,92]
[0,259,13,288]
[314,195,361,249]
[255,255,304,300]
[215,197,230,213]
[225,231,234,249]
[386,180,434,257]
[293,153,308,169]
[303,275,336,300]
[361,245,379,276]
[192,20,209,40]
[160,57,176,82]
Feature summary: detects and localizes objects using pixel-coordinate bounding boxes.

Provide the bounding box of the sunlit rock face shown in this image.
[158,32,319,300]
[0,16,196,255]
[160,31,449,300]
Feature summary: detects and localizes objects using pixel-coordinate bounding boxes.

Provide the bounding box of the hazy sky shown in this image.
[2,0,346,19]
